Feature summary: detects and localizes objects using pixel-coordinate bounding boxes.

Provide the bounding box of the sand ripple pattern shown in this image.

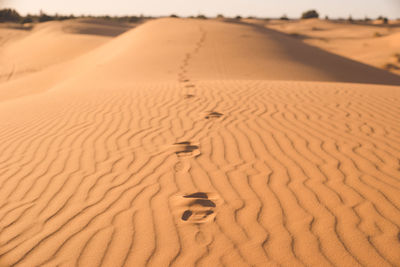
[0,79,399,266]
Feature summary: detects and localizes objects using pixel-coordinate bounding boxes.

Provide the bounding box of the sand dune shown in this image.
[259,18,400,75]
[0,18,399,266]
[0,19,138,85]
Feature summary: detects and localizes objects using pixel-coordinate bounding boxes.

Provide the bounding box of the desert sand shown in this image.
[0,17,399,266]
[246,18,400,75]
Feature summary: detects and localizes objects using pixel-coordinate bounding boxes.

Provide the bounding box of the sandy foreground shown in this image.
[0,18,400,266]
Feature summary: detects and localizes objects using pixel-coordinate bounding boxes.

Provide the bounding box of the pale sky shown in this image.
[2,0,400,19]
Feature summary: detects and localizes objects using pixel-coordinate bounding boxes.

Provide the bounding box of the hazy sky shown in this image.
[2,0,400,18]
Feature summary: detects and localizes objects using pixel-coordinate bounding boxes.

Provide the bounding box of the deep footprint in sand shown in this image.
[205,111,223,119]
[180,192,217,223]
[174,141,200,158]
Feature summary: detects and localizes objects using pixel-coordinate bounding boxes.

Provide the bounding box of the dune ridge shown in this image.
[0,18,399,266]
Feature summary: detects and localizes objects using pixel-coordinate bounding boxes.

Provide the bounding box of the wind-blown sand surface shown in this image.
[0,18,400,266]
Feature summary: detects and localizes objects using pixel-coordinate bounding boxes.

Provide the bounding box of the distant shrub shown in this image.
[235,15,242,20]
[377,16,389,24]
[20,14,33,24]
[348,15,353,23]
[38,12,55,22]
[325,15,329,20]
[170,14,178,18]
[128,16,141,23]
[216,14,224,19]
[54,14,74,21]
[0,8,21,22]
[196,14,207,19]
[301,10,319,19]
[280,14,289,20]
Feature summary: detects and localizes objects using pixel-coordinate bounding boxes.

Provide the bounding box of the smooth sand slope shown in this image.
[0,18,399,266]
[256,18,400,75]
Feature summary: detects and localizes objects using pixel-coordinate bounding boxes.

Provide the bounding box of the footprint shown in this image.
[173,160,191,173]
[179,192,217,223]
[184,94,195,99]
[173,141,200,158]
[205,111,223,119]
[185,84,195,88]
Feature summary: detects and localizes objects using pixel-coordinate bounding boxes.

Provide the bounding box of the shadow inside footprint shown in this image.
[175,141,191,145]
[190,199,216,208]
[175,146,199,156]
[174,141,199,157]
[204,210,214,217]
[182,210,193,221]
[185,84,195,88]
[184,94,195,99]
[184,192,208,199]
[205,111,223,119]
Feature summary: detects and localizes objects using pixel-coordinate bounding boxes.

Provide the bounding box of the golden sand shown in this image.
[0,18,399,266]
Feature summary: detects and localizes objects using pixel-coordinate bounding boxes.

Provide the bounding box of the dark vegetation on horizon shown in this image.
[0,8,150,24]
[0,8,395,25]
[301,10,319,19]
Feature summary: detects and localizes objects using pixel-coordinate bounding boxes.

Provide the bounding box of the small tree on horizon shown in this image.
[280,14,289,20]
[301,10,319,19]
[0,8,21,22]
[348,15,353,23]
[377,15,388,24]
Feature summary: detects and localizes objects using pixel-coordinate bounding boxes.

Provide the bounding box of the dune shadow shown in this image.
[62,19,140,37]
